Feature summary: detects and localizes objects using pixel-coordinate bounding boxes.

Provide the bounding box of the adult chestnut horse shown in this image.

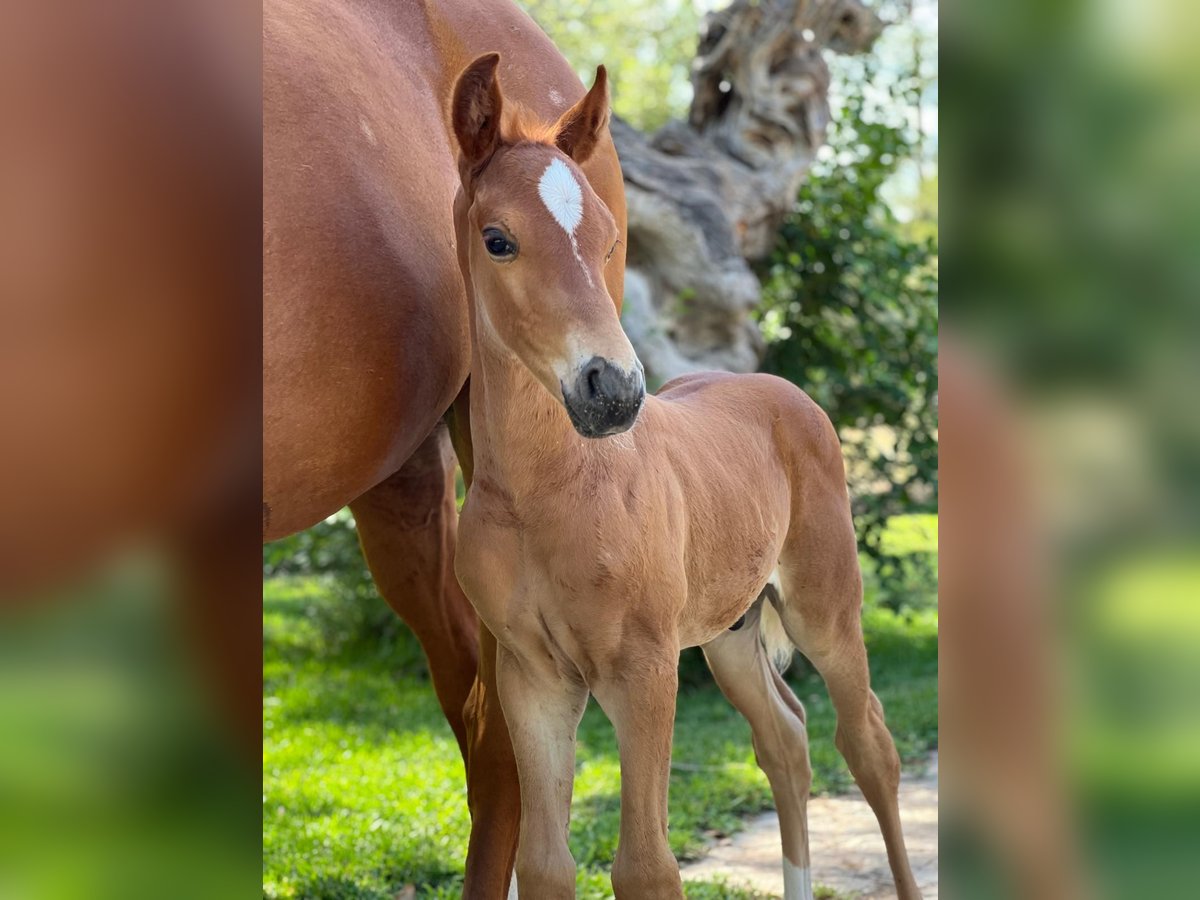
[264,0,626,895]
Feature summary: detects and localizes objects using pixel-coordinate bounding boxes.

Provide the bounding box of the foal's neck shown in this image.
[468,328,591,500]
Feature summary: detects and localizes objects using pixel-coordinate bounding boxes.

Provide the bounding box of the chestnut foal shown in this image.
[450,55,922,900]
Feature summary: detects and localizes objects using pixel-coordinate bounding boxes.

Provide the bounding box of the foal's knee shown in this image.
[515,843,575,900]
[752,720,812,794]
[611,843,682,899]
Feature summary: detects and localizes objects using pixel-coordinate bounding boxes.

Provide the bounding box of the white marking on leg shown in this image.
[783,860,813,900]
[537,157,593,287]
[507,874,519,900]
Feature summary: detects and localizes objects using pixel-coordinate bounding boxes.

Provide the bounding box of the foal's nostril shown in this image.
[580,356,606,401]
[563,355,644,438]
[586,367,602,400]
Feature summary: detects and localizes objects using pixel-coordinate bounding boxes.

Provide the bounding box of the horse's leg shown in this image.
[702,604,814,900]
[495,642,587,899]
[592,653,685,899]
[175,494,263,764]
[463,625,521,898]
[809,637,920,900]
[776,512,922,900]
[350,422,479,754]
[355,424,520,898]
[447,385,522,898]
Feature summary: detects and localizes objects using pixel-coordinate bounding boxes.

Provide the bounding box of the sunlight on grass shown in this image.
[880,513,938,556]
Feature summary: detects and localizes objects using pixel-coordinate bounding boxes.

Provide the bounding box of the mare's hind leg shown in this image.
[352,422,520,898]
[776,516,922,900]
[350,422,479,752]
[703,602,814,900]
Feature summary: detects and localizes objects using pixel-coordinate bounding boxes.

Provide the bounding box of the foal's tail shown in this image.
[758,570,795,673]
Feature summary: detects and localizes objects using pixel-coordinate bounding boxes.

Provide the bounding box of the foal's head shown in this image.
[451,54,644,438]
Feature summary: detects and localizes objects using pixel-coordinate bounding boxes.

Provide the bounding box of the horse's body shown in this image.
[264,0,626,534]
[449,56,921,899]
[265,1,627,894]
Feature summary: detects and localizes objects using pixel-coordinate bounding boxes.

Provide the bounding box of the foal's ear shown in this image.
[553,65,610,165]
[452,53,503,175]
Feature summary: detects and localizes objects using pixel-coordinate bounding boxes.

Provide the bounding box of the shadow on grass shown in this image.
[289,875,379,900]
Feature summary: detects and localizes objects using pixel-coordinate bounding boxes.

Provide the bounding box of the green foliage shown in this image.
[263,575,937,899]
[263,508,364,580]
[759,63,938,611]
[516,0,698,131]
[263,510,405,655]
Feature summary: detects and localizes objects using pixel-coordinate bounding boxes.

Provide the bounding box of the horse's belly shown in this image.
[263,0,470,537]
[674,470,792,647]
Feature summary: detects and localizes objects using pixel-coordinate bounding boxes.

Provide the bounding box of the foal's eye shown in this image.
[482,227,517,260]
[605,238,622,263]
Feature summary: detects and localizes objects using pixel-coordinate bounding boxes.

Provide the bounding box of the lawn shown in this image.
[263,518,937,899]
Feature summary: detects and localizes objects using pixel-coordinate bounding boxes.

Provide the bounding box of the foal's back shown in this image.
[620,371,849,645]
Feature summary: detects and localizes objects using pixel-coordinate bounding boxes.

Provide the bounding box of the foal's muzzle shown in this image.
[562,356,645,438]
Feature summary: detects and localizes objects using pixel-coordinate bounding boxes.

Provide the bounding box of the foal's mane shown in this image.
[500,100,562,148]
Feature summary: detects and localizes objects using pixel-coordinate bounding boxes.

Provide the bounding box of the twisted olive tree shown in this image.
[611,0,883,384]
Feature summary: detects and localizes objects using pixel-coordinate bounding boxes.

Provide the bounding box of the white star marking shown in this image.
[537,157,593,287]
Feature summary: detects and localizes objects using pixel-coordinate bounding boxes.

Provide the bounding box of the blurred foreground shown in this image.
[0,560,259,899]
[942,0,1200,897]
[0,2,260,898]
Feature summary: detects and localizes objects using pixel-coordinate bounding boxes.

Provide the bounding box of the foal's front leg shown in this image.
[495,641,587,899]
[593,653,685,899]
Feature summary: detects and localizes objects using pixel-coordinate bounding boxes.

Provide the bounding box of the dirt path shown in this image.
[680,755,938,899]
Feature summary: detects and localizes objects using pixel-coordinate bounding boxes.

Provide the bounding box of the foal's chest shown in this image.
[458,486,654,648]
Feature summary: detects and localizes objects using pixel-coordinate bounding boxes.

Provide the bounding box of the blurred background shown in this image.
[940,0,1200,897]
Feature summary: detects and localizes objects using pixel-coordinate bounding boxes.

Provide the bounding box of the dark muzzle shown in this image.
[562,356,645,438]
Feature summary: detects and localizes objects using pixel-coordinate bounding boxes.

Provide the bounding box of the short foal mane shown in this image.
[499,101,561,148]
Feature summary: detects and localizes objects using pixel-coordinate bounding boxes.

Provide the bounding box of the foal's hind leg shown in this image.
[805,630,921,900]
[776,519,922,899]
[703,603,814,900]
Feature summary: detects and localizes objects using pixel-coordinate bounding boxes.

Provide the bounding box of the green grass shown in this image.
[263,532,937,899]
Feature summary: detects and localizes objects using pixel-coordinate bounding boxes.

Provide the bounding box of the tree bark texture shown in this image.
[612,0,882,384]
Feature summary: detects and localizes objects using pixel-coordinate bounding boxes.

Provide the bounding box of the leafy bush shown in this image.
[263,508,365,579]
[758,61,938,611]
[263,510,409,656]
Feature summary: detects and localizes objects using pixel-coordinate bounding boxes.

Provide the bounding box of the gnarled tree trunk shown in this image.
[613,0,882,384]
